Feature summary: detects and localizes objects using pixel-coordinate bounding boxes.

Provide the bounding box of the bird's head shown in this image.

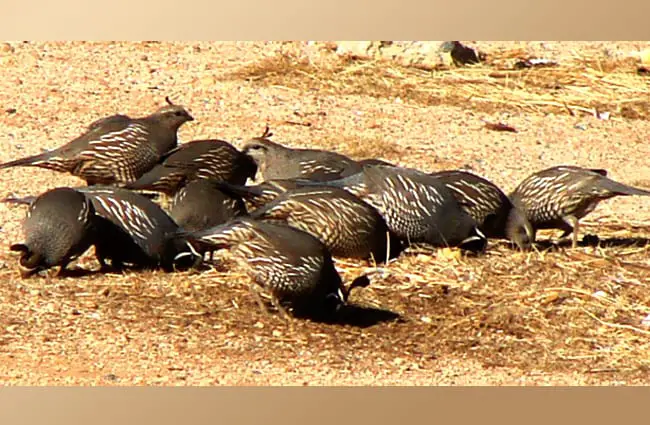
[505,205,535,250]
[152,97,194,130]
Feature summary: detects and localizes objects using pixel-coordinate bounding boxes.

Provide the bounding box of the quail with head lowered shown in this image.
[0,97,194,186]
[430,169,534,249]
[78,186,198,271]
[169,179,247,232]
[184,217,368,320]
[327,164,488,253]
[248,186,403,262]
[241,126,363,182]
[9,187,97,278]
[510,165,650,248]
[125,139,257,196]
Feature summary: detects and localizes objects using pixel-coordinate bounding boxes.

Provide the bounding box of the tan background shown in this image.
[1,0,650,423]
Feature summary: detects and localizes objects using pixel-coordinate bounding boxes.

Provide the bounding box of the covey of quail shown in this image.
[9,187,97,278]
[241,126,363,182]
[125,138,257,196]
[510,165,650,248]
[248,186,403,262]
[0,97,193,185]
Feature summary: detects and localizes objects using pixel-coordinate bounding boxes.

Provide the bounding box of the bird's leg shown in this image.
[56,262,70,277]
[249,283,272,318]
[561,216,580,249]
[269,296,295,333]
[270,296,293,322]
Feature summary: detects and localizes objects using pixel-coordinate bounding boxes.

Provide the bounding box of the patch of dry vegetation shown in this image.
[228,49,650,121]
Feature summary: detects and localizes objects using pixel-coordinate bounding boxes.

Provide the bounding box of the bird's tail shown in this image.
[598,177,650,197]
[0,151,56,170]
[213,181,266,198]
[124,166,178,192]
[2,194,38,206]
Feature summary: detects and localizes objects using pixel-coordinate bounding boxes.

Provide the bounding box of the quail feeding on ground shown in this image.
[248,186,403,262]
[241,126,363,182]
[0,97,194,185]
[430,169,534,249]
[169,179,247,232]
[78,186,198,271]
[327,164,488,253]
[509,165,650,248]
[9,187,97,278]
[125,139,257,196]
[185,217,368,319]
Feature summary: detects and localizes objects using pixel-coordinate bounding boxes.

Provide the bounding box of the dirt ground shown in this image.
[1,41,650,386]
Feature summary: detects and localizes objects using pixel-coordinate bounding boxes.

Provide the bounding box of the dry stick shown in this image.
[581,308,650,336]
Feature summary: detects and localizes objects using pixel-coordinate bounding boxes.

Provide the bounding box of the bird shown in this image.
[241,126,363,182]
[78,186,199,271]
[326,164,488,253]
[169,179,247,233]
[214,178,313,211]
[184,217,369,320]
[9,187,97,278]
[429,169,534,249]
[358,158,396,167]
[509,165,650,248]
[0,97,194,186]
[247,186,403,262]
[124,138,257,196]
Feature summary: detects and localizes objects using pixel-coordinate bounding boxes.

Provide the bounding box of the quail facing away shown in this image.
[9,187,97,278]
[509,165,650,248]
[0,97,194,185]
[169,179,247,232]
[125,139,257,196]
[430,169,534,249]
[185,217,367,319]
[241,126,363,182]
[328,164,488,253]
[79,186,198,271]
[248,186,403,262]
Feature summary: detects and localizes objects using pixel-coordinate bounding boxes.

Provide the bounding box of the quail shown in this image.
[125,139,257,196]
[241,126,363,182]
[0,97,194,185]
[9,187,97,278]
[248,186,403,262]
[358,158,396,167]
[509,165,650,248]
[429,169,534,249]
[78,186,198,271]
[169,179,247,232]
[215,178,313,211]
[185,217,367,319]
[327,164,488,253]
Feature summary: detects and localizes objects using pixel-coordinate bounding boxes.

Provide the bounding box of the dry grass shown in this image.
[228,49,650,121]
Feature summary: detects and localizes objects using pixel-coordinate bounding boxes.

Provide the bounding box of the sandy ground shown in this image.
[1,41,650,385]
